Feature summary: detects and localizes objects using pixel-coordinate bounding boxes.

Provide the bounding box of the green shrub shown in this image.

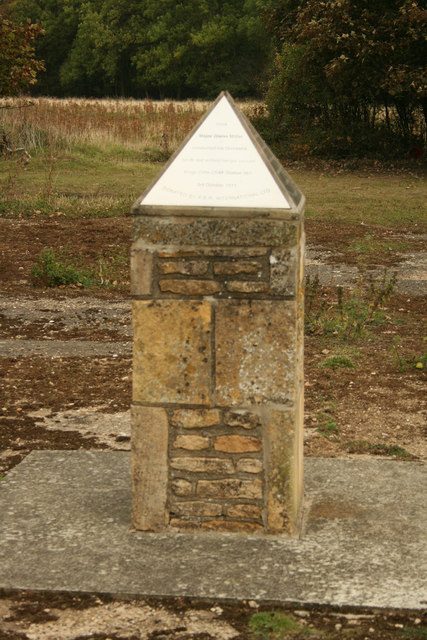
[31,248,93,287]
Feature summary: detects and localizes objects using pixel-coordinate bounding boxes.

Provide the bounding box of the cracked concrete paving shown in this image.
[0,451,425,610]
[305,250,427,296]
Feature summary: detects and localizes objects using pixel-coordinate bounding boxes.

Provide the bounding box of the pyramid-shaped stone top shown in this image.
[133,92,304,214]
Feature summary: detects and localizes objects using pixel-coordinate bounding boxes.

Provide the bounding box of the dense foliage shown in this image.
[0,16,44,96]
[261,0,426,156]
[10,0,270,98]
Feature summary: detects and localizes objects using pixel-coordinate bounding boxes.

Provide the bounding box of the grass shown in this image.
[346,440,414,459]
[402,627,427,639]
[349,234,411,255]
[31,248,94,287]
[0,144,159,218]
[302,171,426,227]
[390,337,427,372]
[249,612,309,638]
[305,271,396,341]
[317,417,339,438]
[30,247,128,288]
[321,355,355,369]
[1,97,426,225]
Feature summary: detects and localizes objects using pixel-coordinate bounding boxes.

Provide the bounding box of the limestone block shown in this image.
[158,260,209,275]
[269,248,297,296]
[197,479,262,500]
[213,261,261,276]
[130,249,153,295]
[171,502,223,517]
[213,435,262,453]
[170,457,234,474]
[226,504,262,519]
[159,279,220,295]
[264,408,302,534]
[224,281,269,294]
[216,300,297,406]
[171,478,193,496]
[134,217,297,248]
[173,435,209,451]
[200,519,262,532]
[224,410,261,429]
[171,409,221,429]
[132,406,168,530]
[236,459,263,474]
[133,300,212,405]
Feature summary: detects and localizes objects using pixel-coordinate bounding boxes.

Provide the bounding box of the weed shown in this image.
[321,355,355,369]
[391,337,427,372]
[305,270,397,341]
[346,440,414,459]
[249,611,306,638]
[97,249,128,287]
[31,249,93,287]
[317,418,339,438]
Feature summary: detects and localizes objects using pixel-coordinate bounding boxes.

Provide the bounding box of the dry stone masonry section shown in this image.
[131,92,305,535]
[168,408,264,532]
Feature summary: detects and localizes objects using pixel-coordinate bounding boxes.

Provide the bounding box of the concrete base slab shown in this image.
[0,452,425,610]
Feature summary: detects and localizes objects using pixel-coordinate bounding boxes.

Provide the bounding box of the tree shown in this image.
[12,0,270,98]
[0,16,44,96]
[11,0,82,96]
[261,0,426,156]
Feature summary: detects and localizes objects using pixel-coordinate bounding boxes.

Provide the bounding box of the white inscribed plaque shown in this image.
[141,96,291,209]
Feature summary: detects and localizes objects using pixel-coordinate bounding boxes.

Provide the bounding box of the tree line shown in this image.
[4,0,271,99]
[1,0,425,157]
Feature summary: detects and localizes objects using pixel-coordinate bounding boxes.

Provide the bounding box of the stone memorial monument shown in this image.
[131,92,305,535]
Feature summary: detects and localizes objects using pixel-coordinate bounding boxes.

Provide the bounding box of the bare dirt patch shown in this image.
[0,592,425,639]
[0,355,131,474]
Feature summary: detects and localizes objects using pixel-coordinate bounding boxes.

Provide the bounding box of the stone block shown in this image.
[224,410,261,429]
[269,248,297,296]
[170,457,234,474]
[226,504,262,519]
[213,435,261,453]
[200,519,262,532]
[213,261,261,276]
[171,502,223,517]
[134,217,297,248]
[264,408,302,534]
[224,281,269,294]
[171,409,221,429]
[197,479,262,500]
[216,300,296,406]
[173,435,209,451]
[159,279,221,295]
[171,478,193,496]
[157,247,268,258]
[236,458,263,474]
[133,300,212,405]
[130,249,153,295]
[132,406,168,530]
[158,260,209,275]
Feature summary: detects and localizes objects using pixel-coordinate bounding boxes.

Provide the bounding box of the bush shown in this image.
[31,248,93,287]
